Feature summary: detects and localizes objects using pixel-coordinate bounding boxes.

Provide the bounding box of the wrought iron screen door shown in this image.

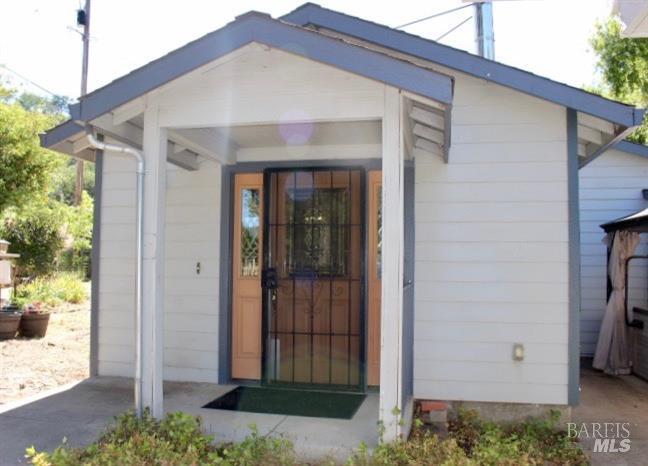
[262,168,364,390]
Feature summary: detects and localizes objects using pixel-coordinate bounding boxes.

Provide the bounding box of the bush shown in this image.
[26,411,296,466]
[1,200,65,279]
[348,430,472,465]
[14,273,88,308]
[26,409,587,466]
[448,409,587,466]
[64,191,94,278]
[348,410,587,466]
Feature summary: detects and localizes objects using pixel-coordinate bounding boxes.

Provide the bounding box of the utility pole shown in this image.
[75,0,91,206]
[473,0,495,59]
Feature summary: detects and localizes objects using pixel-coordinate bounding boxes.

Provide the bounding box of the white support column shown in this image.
[141,100,167,418]
[380,86,405,441]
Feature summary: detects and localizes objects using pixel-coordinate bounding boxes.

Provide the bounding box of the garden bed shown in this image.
[27,408,588,465]
[0,302,89,405]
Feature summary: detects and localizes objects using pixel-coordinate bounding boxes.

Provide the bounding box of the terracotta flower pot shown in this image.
[19,313,50,338]
[0,312,21,340]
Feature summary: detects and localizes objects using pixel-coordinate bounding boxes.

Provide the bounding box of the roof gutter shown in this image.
[84,128,145,419]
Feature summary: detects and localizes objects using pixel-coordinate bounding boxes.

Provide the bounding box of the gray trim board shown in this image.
[218,167,233,383]
[218,158,382,384]
[67,12,452,125]
[283,3,645,127]
[614,140,648,159]
[401,161,415,409]
[567,108,581,406]
[39,120,84,148]
[89,135,104,376]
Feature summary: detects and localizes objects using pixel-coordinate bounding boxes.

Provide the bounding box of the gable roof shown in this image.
[68,11,453,124]
[282,3,645,128]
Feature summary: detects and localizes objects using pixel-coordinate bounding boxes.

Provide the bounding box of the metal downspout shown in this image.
[85,129,145,417]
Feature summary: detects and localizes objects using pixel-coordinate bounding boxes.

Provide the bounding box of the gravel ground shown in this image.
[0,302,90,405]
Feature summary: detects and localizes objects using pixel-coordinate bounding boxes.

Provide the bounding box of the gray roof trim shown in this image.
[67,12,453,124]
[614,140,648,159]
[283,3,645,127]
[39,119,84,148]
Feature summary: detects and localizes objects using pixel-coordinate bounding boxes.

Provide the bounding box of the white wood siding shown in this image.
[414,73,569,405]
[579,149,648,356]
[98,148,221,383]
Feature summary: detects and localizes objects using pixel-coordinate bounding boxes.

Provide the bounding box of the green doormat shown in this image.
[202,387,366,419]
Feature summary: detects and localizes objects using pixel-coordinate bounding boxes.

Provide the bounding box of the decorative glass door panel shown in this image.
[263,169,364,389]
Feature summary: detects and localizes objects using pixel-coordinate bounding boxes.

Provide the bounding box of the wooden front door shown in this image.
[231,173,263,380]
[367,170,382,386]
[231,168,382,388]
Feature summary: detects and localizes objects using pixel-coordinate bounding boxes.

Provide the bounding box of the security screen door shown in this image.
[262,168,364,390]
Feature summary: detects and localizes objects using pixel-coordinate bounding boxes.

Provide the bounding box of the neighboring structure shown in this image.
[41,3,645,441]
[613,0,648,37]
[579,141,648,356]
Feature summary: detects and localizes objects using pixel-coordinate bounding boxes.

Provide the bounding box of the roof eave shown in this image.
[66,11,454,125]
[282,3,645,128]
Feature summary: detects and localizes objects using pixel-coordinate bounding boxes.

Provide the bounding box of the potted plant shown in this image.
[0,304,21,340]
[19,302,50,338]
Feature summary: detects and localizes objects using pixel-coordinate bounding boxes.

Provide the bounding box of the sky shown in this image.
[0,0,615,100]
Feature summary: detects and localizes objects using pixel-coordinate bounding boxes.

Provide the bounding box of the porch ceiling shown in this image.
[214,120,381,148]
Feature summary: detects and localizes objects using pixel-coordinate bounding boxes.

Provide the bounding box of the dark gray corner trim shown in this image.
[218,167,233,384]
[614,140,648,159]
[567,108,581,406]
[282,3,645,127]
[89,135,103,377]
[217,158,381,384]
[40,120,84,148]
[68,13,453,124]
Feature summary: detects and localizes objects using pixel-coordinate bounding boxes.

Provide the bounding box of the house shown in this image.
[579,141,648,356]
[41,3,645,441]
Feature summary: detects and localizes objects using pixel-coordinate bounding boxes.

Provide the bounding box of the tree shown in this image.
[591,17,648,144]
[0,102,65,215]
[0,199,66,278]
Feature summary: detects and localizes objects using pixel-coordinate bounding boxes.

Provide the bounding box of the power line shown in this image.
[396,3,473,29]
[435,15,473,42]
[0,64,60,97]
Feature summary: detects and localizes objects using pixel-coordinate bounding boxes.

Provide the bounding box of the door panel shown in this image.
[263,168,364,389]
[367,170,382,386]
[231,173,263,380]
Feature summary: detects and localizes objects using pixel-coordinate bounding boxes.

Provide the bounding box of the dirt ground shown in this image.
[0,302,90,405]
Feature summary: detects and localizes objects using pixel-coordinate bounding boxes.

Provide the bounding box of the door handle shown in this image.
[262,268,278,309]
[262,268,277,289]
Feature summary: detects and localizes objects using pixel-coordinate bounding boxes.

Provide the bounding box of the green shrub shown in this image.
[348,410,587,466]
[64,191,94,278]
[448,409,588,466]
[14,272,87,307]
[347,426,472,466]
[26,411,296,466]
[1,200,65,278]
[26,409,587,466]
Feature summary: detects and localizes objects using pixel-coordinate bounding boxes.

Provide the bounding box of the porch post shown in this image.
[141,100,167,418]
[380,86,405,441]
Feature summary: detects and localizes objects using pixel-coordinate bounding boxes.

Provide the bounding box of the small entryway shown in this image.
[230,167,383,391]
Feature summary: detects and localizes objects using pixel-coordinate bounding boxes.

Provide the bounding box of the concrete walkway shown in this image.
[0,377,378,465]
[573,365,648,466]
